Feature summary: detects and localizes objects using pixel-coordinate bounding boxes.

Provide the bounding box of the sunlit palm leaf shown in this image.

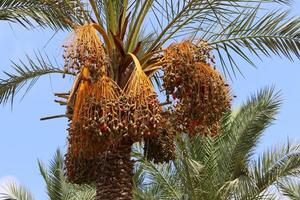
[228,87,282,179]
[149,0,291,50]
[278,179,300,200]
[38,149,96,200]
[250,143,300,197]
[0,181,34,200]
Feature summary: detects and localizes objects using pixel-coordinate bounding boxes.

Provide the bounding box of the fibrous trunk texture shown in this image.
[95,140,134,200]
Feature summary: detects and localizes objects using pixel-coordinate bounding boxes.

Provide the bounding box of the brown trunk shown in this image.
[95,140,134,200]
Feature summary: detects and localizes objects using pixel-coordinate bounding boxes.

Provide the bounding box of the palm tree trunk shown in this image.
[95,140,134,200]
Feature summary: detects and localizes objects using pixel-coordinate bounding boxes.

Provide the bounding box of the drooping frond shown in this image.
[0,0,88,30]
[0,52,74,106]
[148,0,291,50]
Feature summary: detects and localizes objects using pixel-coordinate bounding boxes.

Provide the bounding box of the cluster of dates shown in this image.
[66,76,163,183]
[63,24,108,81]
[144,112,176,163]
[163,41,231,136]
[63,24,170,185]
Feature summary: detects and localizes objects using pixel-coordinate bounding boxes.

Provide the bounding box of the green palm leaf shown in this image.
[0,0,88,30]
[38,149,96,200]
[210,10,300,76]
[278,179,300,200]
[228,87,282,179]
[0,52,74,106]
[250,143,300,196]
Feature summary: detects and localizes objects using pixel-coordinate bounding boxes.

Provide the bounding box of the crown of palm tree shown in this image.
[1,0,300,199]
[1,0,300,106]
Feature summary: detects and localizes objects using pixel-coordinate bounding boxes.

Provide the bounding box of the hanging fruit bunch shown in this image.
[144,112,176,163]
[61,24,164,184]
[123,55,176,164]
[162,40,231,136]
[63,24,119,184]
[66,75,125,184]
[63,24,108,80]
[124,54,163,141]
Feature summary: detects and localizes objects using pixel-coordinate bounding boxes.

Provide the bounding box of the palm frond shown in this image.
[133,145,183,200]
[0,0,89,30]
[210,10,300,76]
[0,181,34,200]
[148,0,291,50]
[278,178,300,200]
[0,52,74,106]
[250,143,300,198]
[69,186,95,200]
[38,149,96,200]
[228,87,281,179]
[38,149,68,200]
[126,0,154,52]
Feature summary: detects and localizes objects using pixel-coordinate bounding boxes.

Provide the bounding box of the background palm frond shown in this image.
[0,180,34,200]
[133,87,300,200]
[278,179,300,200]
[148,0,291,47]
[38,149,96,200]
[249,143,300,197]
[227,87,282,180]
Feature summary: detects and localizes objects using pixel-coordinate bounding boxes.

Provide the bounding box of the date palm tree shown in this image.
[133,87,300,200]
[2,0,300,200]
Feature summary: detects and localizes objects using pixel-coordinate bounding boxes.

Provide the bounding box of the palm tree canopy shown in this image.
[1,0,300,105]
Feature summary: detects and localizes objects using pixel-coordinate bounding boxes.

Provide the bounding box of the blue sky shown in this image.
[1,2,300,199]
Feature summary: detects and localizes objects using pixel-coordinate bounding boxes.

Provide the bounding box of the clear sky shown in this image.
[1,2,300,199]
